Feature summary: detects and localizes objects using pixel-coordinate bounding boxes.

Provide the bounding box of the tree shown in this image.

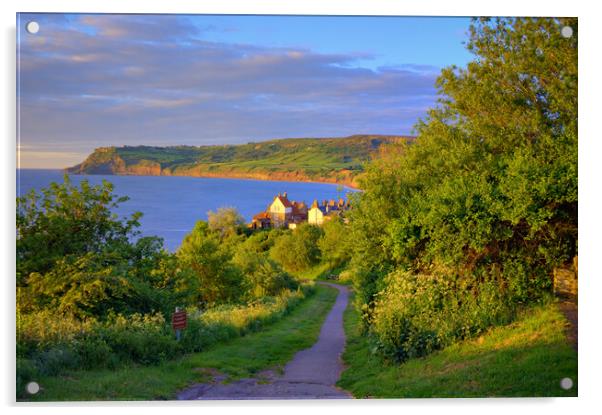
[17,175,140,284]
[232,230,298,299]
[270,224,323,273]
[177,221,243,306]
[350,18,577,334]
[16,176,192,317]
[318,217,351,268]
[207,206,245,239]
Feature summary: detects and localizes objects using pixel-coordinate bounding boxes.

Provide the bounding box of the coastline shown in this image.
[63,169,363,191]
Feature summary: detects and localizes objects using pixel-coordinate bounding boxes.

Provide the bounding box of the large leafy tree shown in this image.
[350,18,577,313]
[270,224,323,273]
[17,176,191,317]
[17,176,140,283]
[177,221,244,306]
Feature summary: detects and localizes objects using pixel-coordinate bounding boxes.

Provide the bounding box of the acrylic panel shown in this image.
[16,13,578,401]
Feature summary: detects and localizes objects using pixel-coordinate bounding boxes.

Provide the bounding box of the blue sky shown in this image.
[17,13,473,168]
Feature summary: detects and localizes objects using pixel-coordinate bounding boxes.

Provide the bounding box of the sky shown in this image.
[17,13,473,169]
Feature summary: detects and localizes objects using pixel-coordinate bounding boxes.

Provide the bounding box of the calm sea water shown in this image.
[17,169,356,251]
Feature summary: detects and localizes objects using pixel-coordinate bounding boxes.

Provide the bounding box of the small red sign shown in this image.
[172,310,187,330]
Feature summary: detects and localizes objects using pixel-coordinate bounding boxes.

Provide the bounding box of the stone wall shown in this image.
[553,256,578,300]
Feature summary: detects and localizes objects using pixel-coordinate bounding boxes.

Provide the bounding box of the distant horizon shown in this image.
[17,13,472,168]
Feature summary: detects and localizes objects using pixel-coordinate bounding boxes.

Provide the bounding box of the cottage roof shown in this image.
[274,194,293,208]
[253,212,271,220]
[295,201,307,209]
[292,203,307,216]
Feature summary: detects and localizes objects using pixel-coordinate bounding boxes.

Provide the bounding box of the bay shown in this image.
[17,169,357,251]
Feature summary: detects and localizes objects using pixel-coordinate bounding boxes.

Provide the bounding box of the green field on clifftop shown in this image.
[66,135,413,186]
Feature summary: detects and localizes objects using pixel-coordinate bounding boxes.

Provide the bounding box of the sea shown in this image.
[17,169,357,252]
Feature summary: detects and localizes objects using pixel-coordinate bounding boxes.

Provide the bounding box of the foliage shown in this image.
[232,230,299,298]
[348,18,577,360]
[318,217,352,268]
[16,175,139,283]
[16,285,314,390]
[207,206,246,238]
[246,259,298,298]
[368,270,514,362]
[16,177,194,318]
[179,285,311,352]
[177,220,244,306]
[270,224,323,273]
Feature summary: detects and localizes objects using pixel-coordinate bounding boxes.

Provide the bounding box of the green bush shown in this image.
[16,286,313,381]
[34,345,81,376]
[270,224,323,273]
[370,270,514,362]
[177,220,245,306]
[72,336,116,370]
[246,259,299,299]
[318,218,352,269]
[94,313,179,365]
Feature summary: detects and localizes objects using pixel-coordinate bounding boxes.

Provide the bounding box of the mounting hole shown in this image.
[26,21,40,34]
[560,377,573,390]
[25,381,40,394]
[561,26,573,38]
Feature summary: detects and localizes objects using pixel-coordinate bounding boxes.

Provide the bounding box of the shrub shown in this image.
[177,221,244,306]
[34,345,81,376]
[16,285,313,382]
[17,309,94,358]
[72,336,116,370]
[94,313,179,365]
[270,224,323,273]
[246,258,299,299]
[318,218,352,268]
[370,270,514,362]
[180,286,310,352]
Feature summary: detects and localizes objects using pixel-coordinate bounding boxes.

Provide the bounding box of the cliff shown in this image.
[66,135,415,188]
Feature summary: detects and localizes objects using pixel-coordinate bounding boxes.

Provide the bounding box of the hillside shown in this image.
[65,135,413,188]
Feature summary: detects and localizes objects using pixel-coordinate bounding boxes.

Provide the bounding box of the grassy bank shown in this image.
[338,294,578,398]
[20,284,338,401]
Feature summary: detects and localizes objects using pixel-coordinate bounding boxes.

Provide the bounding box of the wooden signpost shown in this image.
[172,307,187,341]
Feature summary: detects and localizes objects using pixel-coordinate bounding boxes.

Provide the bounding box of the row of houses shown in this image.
[249,192,350,230]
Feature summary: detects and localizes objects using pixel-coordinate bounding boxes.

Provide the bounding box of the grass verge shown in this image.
[295,263,352,286]
[21,285,338,401]
[337,294,578,398]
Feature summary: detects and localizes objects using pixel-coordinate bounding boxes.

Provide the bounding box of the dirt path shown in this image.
[177,283,352,400]
[558,300,578,351]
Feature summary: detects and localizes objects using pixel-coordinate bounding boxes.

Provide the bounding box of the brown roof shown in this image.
[275,195,293,208]
[253,212,271,220]
[292,201,307,215]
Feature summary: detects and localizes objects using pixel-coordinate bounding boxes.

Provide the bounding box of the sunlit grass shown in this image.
[338,294,578,398]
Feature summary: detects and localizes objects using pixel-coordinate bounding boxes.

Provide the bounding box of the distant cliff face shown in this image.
[66,135,415,188]
[67,147,162,176]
